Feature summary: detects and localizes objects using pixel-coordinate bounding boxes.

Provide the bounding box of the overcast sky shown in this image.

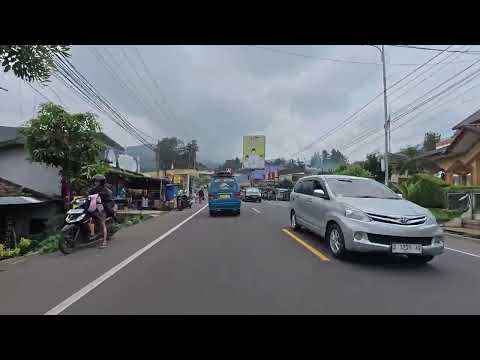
[1,45,480,164]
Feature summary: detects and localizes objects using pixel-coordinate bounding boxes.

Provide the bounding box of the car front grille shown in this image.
[367,213,426,225]
[367,234,432,246]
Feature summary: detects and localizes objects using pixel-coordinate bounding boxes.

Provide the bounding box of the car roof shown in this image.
[299,175,371,181]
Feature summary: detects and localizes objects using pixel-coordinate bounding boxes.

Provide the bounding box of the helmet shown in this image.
[93,174,106,185]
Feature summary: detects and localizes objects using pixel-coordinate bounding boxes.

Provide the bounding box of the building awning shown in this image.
[0,196,47,205]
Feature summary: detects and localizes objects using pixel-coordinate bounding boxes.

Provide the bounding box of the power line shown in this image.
[248,45,475,66]
[52,54,155,150]
[26,83,55,103]
[119,47,174,124]
[336,47,470,136]
[387,46,472,107]
[133,46,180,124]
[392,57,480,118]
[319,48,480,158]
[88,46,161,141]
[344,71,480,156]
[390,45,480,54]
[290,46,453,158]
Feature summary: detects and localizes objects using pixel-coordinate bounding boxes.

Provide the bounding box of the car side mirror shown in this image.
[397,193,403,199]
[313,189,326,198]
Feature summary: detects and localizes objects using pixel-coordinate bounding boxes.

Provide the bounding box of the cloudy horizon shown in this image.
[1,45,480,165]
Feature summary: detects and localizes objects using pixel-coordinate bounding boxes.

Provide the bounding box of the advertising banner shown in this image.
[242,135,265,169]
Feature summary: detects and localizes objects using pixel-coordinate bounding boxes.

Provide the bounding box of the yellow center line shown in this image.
[282,228,330,262]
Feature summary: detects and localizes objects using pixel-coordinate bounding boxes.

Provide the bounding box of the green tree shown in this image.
[21,102,103,195]
[157,137,181,174]
[185,140,199,169]
[1,45,70,83]
[321,150,329,162]
[398,145,421,174]
[330,148,348,165]
[363,152,383,182]
[423,132,441,151]
[334,164,371,178]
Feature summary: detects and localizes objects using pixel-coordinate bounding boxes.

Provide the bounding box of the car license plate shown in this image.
[391,243,422,254]
[219,194,230,199]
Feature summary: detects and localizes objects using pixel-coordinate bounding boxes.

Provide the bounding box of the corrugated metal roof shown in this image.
[452,108,480,130]
[0,196,45,205]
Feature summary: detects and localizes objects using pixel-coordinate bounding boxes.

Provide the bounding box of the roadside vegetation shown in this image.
[428,208,463,223]
[0,214,149,261]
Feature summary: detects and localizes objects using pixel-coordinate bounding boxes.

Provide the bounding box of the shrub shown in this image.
[19,238,32,255]
[399,175,446,208]
[38,234,61,254]
[0,245,21,259]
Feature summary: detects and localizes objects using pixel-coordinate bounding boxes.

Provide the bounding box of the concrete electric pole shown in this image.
[366,45,390,185]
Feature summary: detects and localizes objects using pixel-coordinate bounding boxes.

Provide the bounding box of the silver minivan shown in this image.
[289,175,444,263]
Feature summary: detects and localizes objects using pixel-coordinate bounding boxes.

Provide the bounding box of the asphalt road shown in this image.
[2,200,480,314]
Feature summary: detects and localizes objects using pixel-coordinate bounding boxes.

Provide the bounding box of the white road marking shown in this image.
[44,205,208,315]
[445,247,480,259]
[251,207,261,214]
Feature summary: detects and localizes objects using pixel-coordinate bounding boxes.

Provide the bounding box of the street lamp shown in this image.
[365,45,390,185]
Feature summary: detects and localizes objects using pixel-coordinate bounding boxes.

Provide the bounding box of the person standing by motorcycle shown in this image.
[88,174,114,249]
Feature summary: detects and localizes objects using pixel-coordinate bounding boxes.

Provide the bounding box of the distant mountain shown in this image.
[199,159,220,170]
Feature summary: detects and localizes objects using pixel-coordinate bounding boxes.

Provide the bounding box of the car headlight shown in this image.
[424,211,438,225]
[345,207,371,222]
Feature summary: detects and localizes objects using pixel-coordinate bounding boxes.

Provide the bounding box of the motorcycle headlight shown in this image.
[66,213,86,223]
[345,207,371,222]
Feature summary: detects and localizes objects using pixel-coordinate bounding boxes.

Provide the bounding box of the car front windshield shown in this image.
[326,178,398,199]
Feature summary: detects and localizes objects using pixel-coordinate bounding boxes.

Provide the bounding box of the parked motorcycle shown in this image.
[59,196,116,254]
[176,191,193,211]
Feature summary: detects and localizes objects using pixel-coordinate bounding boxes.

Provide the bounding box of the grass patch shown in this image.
[429,208,463,223]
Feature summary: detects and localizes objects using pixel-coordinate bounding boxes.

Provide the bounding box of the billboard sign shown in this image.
[242,135,265,169]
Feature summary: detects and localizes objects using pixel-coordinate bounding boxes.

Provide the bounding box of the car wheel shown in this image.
[327,223,347,259]
[407,255,434,264]
[209,210,215,216]
[258,199,262,203]
[291,211,300,231]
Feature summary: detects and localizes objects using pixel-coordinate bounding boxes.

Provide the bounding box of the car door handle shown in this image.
[306,198,313,204]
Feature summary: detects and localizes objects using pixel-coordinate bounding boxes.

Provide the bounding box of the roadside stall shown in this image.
[106,168,170,210]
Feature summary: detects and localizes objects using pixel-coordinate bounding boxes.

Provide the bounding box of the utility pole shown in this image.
[365,45,390,185]
[380,45,390,186]
[156,140,163,202]
[156,140,160,178]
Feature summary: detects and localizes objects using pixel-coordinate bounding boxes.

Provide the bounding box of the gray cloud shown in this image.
[1,45,480,164]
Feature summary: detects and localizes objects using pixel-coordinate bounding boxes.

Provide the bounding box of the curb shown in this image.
[444,230,480,244]
[0,250,41,266]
